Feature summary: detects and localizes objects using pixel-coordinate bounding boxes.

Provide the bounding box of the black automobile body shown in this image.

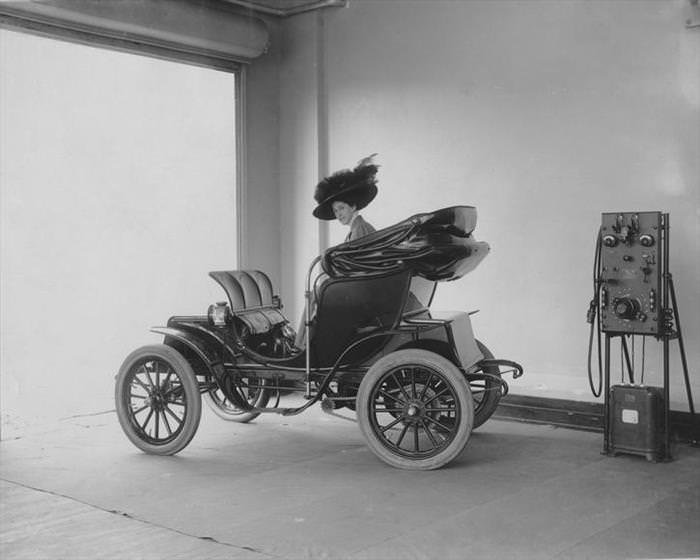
[115,206,523,469]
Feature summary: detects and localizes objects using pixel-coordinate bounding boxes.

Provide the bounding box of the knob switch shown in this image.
[613,297,641,320]
[640,234,655,247]
[603,235,618,247]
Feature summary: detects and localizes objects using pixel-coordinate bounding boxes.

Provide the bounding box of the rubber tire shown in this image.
[471,340,502,429]
[203,380,271,423]
[115,344,201,455]
[357,349,474,470]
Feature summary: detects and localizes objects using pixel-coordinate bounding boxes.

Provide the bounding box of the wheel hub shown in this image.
[145,387,167,411]
[403,401,424,421]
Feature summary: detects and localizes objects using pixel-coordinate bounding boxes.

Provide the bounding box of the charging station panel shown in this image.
[600,212,663,335]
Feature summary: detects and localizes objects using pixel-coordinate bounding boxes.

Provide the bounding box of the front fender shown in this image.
[152,325,251,411]
[150,326,224,374]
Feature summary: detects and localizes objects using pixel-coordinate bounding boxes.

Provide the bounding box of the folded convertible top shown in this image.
[321,206,490,281]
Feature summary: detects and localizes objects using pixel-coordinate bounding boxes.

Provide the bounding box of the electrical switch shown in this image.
[603,235,618,247]
[640,234,655,247]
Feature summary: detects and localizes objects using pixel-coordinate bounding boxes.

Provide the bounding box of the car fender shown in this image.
[150,326,225,376]
[398,311,483,370]
[435,311,483,370]
[397,337,460,366]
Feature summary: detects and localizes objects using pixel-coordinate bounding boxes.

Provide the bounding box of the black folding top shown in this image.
[322,206,490,281]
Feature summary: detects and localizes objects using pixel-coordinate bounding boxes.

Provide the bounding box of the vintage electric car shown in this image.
[115,206,523,470]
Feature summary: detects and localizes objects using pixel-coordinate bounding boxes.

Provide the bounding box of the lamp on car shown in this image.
[208,301,231,326]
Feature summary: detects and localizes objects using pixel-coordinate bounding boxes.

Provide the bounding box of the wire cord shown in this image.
[587,227,603,397]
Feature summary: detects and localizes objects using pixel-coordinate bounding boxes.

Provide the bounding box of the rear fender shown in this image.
[433,311,482,370]
[397,311,482,370]
[397,338,460,368]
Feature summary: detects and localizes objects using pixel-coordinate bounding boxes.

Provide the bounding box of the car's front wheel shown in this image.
[115,344,201,455]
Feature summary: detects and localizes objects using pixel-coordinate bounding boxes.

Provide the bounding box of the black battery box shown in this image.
[608,385,666,461]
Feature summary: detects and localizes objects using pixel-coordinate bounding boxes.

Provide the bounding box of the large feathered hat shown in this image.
[313,154,379,220]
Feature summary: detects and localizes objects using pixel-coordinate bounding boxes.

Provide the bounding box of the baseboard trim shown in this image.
[493,394,700,444]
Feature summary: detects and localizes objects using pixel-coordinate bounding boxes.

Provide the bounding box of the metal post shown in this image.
[603,333,612,454]
[304,256,322,399]
[662,213,671,460]
[668,274,695,416]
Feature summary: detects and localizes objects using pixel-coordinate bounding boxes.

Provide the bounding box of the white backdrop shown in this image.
[0,30,238,425]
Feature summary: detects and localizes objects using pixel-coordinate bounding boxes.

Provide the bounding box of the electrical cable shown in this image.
[586,325,600,396]
[620,335,634,384]
[587,227,603,397]
[620,341,624,384]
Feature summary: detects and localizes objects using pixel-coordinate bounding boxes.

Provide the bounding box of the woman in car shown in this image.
[294,154,380,348]
[312,153,378,241]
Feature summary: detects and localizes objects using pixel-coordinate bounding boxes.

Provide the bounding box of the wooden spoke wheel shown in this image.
[115,345,201,455]
[204,376,271,423]
[470,340,503,429]
[357,349,473,470]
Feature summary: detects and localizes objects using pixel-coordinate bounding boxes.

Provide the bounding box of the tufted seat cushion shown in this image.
[209,270,287,334]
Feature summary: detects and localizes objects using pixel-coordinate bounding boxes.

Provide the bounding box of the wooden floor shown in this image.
[2,399,699,559]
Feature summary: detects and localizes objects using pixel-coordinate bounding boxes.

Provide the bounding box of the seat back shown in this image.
[311,269,413,367]
[209,270,286,334]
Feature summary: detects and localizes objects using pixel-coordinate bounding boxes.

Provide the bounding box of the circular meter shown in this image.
[603,235,618,247]
[640,234,655,247]
[613,297,641,320]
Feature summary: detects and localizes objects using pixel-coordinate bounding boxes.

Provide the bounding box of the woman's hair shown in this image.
[333,195,359,209]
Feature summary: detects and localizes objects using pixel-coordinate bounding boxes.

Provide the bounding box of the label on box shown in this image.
[622,409,639,424]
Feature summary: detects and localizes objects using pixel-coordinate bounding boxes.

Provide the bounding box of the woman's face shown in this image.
[332,200,357,225]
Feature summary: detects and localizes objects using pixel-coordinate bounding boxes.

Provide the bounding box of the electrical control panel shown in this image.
[600,212,663,335]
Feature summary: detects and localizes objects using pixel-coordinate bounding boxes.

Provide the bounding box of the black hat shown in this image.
[313,157,379,220]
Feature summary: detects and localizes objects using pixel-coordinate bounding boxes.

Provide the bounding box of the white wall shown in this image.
[244,17,283,287]
[0,30,238,423]
[277,13,323,322]
[270,0,700,406]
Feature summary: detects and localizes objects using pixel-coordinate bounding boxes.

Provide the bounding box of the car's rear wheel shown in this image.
[471,340,503,429]
[115,344,201,455]
[204,377,271,422]
[357,349,473,470]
